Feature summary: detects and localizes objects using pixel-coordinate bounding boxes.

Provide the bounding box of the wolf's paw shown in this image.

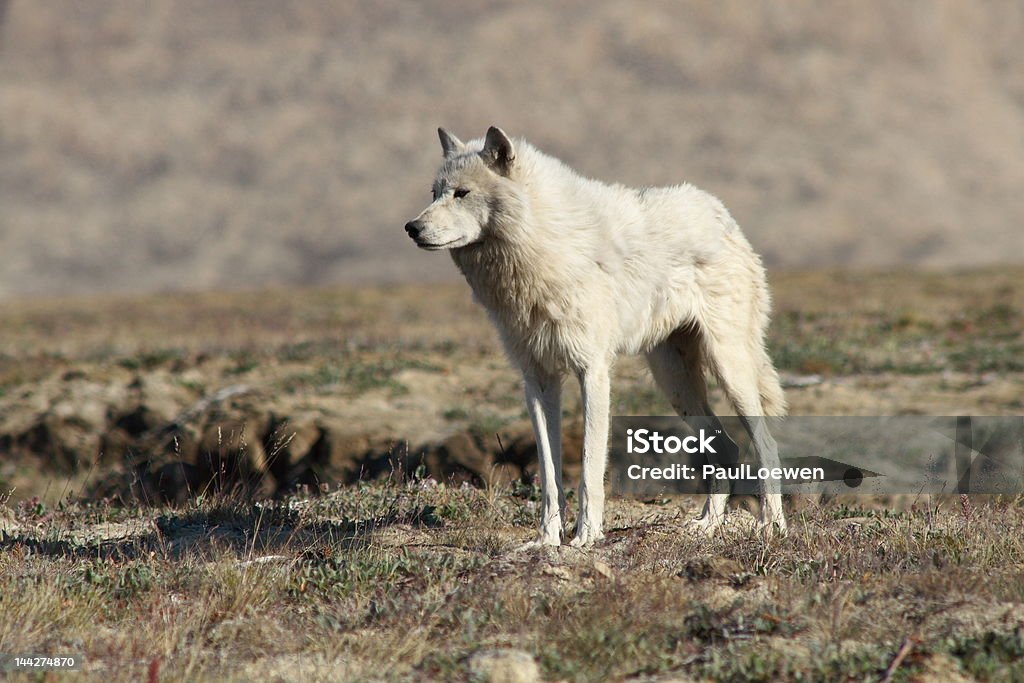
[568,527,604,548]
[513,530,561,552]
[512,540,549,553]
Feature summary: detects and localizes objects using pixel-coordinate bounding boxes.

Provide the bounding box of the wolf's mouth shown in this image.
[416,238,462,251]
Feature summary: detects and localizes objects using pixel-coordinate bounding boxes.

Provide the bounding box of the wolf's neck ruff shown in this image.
[451,223,592,375]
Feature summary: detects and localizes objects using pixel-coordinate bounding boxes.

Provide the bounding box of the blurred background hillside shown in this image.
[1,1,1022,299]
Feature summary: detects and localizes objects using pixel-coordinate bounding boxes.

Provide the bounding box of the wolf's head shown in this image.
[404,126,517,251]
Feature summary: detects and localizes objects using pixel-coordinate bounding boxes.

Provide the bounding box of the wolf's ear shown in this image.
[481,126,515,175]
[438,128,465,157]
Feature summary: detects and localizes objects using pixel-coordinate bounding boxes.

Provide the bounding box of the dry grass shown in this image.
[2,483,1024,681]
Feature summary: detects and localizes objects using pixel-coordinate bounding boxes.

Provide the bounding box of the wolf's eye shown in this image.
[454,188,470,199]
[431,189,438,201]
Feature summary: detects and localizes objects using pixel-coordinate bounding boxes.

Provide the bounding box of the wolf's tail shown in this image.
[752,264,787,418]
[757,352,788,418]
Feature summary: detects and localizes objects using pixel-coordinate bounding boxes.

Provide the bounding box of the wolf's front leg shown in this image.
[571,360,610,547]
[523,371,564,546]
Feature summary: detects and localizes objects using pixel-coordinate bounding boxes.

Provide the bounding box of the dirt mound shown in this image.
[2,378,583,504]
[84,417,583,505]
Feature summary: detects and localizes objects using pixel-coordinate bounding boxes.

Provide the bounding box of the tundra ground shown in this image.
[1,267,1023,681]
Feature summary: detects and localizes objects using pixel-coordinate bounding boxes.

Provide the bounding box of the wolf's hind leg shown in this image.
[646,326,738,533]
[701,332,787,535]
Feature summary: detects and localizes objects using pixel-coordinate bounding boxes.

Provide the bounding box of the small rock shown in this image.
[592,560,614,580]
[468,648,539,683]
[781,374,823,388]
[235,555,291,569]
[541,565,574,581]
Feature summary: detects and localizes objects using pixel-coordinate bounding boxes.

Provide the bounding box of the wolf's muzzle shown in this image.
[404,221,424,240]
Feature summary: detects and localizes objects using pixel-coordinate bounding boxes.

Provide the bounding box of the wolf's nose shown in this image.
[404,221,423,239]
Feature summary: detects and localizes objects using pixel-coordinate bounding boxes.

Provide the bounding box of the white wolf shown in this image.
[405,126,787,547]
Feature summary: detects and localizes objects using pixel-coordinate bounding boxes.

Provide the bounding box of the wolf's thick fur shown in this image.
[406,126,787,546]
